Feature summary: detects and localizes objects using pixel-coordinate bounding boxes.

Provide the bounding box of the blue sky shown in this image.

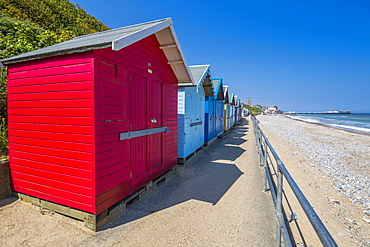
[70,0,370,112]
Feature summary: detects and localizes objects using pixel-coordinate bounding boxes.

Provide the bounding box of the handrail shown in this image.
[251,115,338,247]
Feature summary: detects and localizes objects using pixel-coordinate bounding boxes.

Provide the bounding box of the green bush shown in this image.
[243,104,263,115]
[0,117,7,156]
[0,0,109,156]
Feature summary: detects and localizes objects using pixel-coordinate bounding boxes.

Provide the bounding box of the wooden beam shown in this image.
[159,43,177,49]
[167,59,183,64]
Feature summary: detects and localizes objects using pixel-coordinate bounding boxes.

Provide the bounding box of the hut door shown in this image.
[130,69,149,184]
[130,68,164,184]
[148,76,163,174]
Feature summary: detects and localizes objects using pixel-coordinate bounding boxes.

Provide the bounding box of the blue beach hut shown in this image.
[204,77,225,145]
[233,95,239,125]
[223,86,232,131]
[229,93,236,127]
[234,97,243,125]
[178,65,213,163]
[236,99,242,124]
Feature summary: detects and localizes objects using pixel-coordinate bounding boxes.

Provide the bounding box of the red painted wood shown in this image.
[96,167,130,195]
[130,68,149,184]
[11,164,93,188]
[96,146,129,162]
[9,129,93,143]
[11,137,92,153]
[95,153,130,171]
[10,157,93,179]
[11,143,92,161]
[9,72,91,88]
[10,116,92,125]
[9,91,92,101]
[9,63,91,80]
[11,173,93,203]
[148,77,164,173]
[96,159,129,178]
[14,186,94,213]
[10,122,92,135]
[8,53,93,73]
[7,34,178,215]
[9,99,92,109]
[7,52,95,213]
[8,81,91,94]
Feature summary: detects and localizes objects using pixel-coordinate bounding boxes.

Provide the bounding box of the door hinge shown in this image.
[130,171,132,178]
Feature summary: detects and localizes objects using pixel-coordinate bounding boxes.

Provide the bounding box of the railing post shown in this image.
[252,117,336,247]
[263,139,268,191]
[276,164,283,247]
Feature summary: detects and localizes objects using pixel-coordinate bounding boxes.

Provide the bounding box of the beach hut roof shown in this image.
[229,93,236,105]
[223,85,229,103]
[188,65,214,96]
[1,18,194,86]
[211,78,225,100]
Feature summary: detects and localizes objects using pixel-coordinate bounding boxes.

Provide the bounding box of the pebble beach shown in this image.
[257,115,370,246]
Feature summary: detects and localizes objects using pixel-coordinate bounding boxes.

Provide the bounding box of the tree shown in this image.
[0,1,109,156]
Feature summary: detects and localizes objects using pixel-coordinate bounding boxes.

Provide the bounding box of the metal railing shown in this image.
[251,115,338,247]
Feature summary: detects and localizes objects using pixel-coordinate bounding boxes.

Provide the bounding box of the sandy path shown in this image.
[0,117,276,246]
[257,115,370,247]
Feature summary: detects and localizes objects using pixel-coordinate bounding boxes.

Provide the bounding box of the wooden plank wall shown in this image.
[94,34,178,214]
[178,90,186,157]
[216,100,224,135]
[178,87,204,158]
[7,53,96,213]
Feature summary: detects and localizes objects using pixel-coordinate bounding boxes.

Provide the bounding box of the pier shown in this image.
[287,110,351,114]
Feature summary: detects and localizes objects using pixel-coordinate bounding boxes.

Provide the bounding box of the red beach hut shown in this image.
[1,18,194,229]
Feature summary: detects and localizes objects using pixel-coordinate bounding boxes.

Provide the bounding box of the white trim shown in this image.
[112,20,170,51]
[168,23,195,85]
[188,64,211,67]
[0,62,4,68]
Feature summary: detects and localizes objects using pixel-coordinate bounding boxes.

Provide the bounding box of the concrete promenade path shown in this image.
[0,116,276,246]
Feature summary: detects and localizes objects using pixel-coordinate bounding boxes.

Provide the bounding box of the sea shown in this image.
[286,113,370,134]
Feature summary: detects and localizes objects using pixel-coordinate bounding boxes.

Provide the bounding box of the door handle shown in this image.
[151,118,157,123]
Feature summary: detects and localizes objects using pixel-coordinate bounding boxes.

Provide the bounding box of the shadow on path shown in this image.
[101,119,249,230]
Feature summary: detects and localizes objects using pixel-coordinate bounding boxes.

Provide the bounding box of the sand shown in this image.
[257,115,370,246]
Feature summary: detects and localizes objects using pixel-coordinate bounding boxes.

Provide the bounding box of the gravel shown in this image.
[257,115,370,246]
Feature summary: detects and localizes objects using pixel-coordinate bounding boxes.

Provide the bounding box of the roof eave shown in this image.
[1,42,111,66]
[112,19,170,51]
[212,77,225,100]
[2,18,195,86]
[166,21,195,85]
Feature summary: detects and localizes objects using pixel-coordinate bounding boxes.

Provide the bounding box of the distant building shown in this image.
[248,98,252,105]
[256,104,264,110]
[265,105,283,114]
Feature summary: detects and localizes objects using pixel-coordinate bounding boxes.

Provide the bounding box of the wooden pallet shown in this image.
[177,146,203,165]
[204,136,218,146]
[217,131,229,139]
[13,166,177,231]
